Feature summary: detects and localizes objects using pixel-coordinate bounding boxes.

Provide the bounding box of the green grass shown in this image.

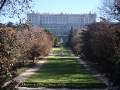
[53,47,72,56]
[21,48,106,88]
[16,63,36,76]
[53,48,61,51]
[16,66,28,76]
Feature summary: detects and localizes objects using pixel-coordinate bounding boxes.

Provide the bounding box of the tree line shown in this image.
[69,21,120,89]
[0,23,54,89]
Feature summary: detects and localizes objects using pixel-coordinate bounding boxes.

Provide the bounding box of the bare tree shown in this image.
[0,0,7,10]
[100,0,120,21]
[0,0,32,20]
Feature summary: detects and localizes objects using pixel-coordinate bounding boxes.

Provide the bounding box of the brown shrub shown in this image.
[17,26,54,62]
[0,27,17,87]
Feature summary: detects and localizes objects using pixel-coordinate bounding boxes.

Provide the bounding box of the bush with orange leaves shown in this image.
[0,27,17,88]
[0,25,54,88]
[17,26,54,63]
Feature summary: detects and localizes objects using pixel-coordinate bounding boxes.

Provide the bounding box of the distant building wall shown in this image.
[27,13,96,42]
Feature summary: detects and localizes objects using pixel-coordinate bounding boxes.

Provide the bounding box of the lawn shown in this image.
[52,47,72,56]
[21,48,106,89]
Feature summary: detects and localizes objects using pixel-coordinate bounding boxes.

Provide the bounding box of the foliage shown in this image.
[17,26,54,62]
[54,37,60,47]
[0,24,54,89]
[6,22,16,28]
[0,27,17,88]
[70,21,120,87]
[69,29,84,56]
[0,0,32,20]
[101,0,120,21]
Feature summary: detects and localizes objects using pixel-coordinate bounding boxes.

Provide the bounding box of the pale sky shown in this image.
[32,0,101,14]
[1,0,102,23]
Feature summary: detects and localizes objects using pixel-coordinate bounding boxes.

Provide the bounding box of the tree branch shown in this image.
[0,0,7,10]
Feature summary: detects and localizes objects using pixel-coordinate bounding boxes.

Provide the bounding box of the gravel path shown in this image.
[14,60,47,83]
[3,59,47,90]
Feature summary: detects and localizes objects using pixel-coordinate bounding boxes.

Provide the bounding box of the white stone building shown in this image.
[27,13,96,42]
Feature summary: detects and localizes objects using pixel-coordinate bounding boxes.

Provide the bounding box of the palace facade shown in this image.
[27,13,96,42]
